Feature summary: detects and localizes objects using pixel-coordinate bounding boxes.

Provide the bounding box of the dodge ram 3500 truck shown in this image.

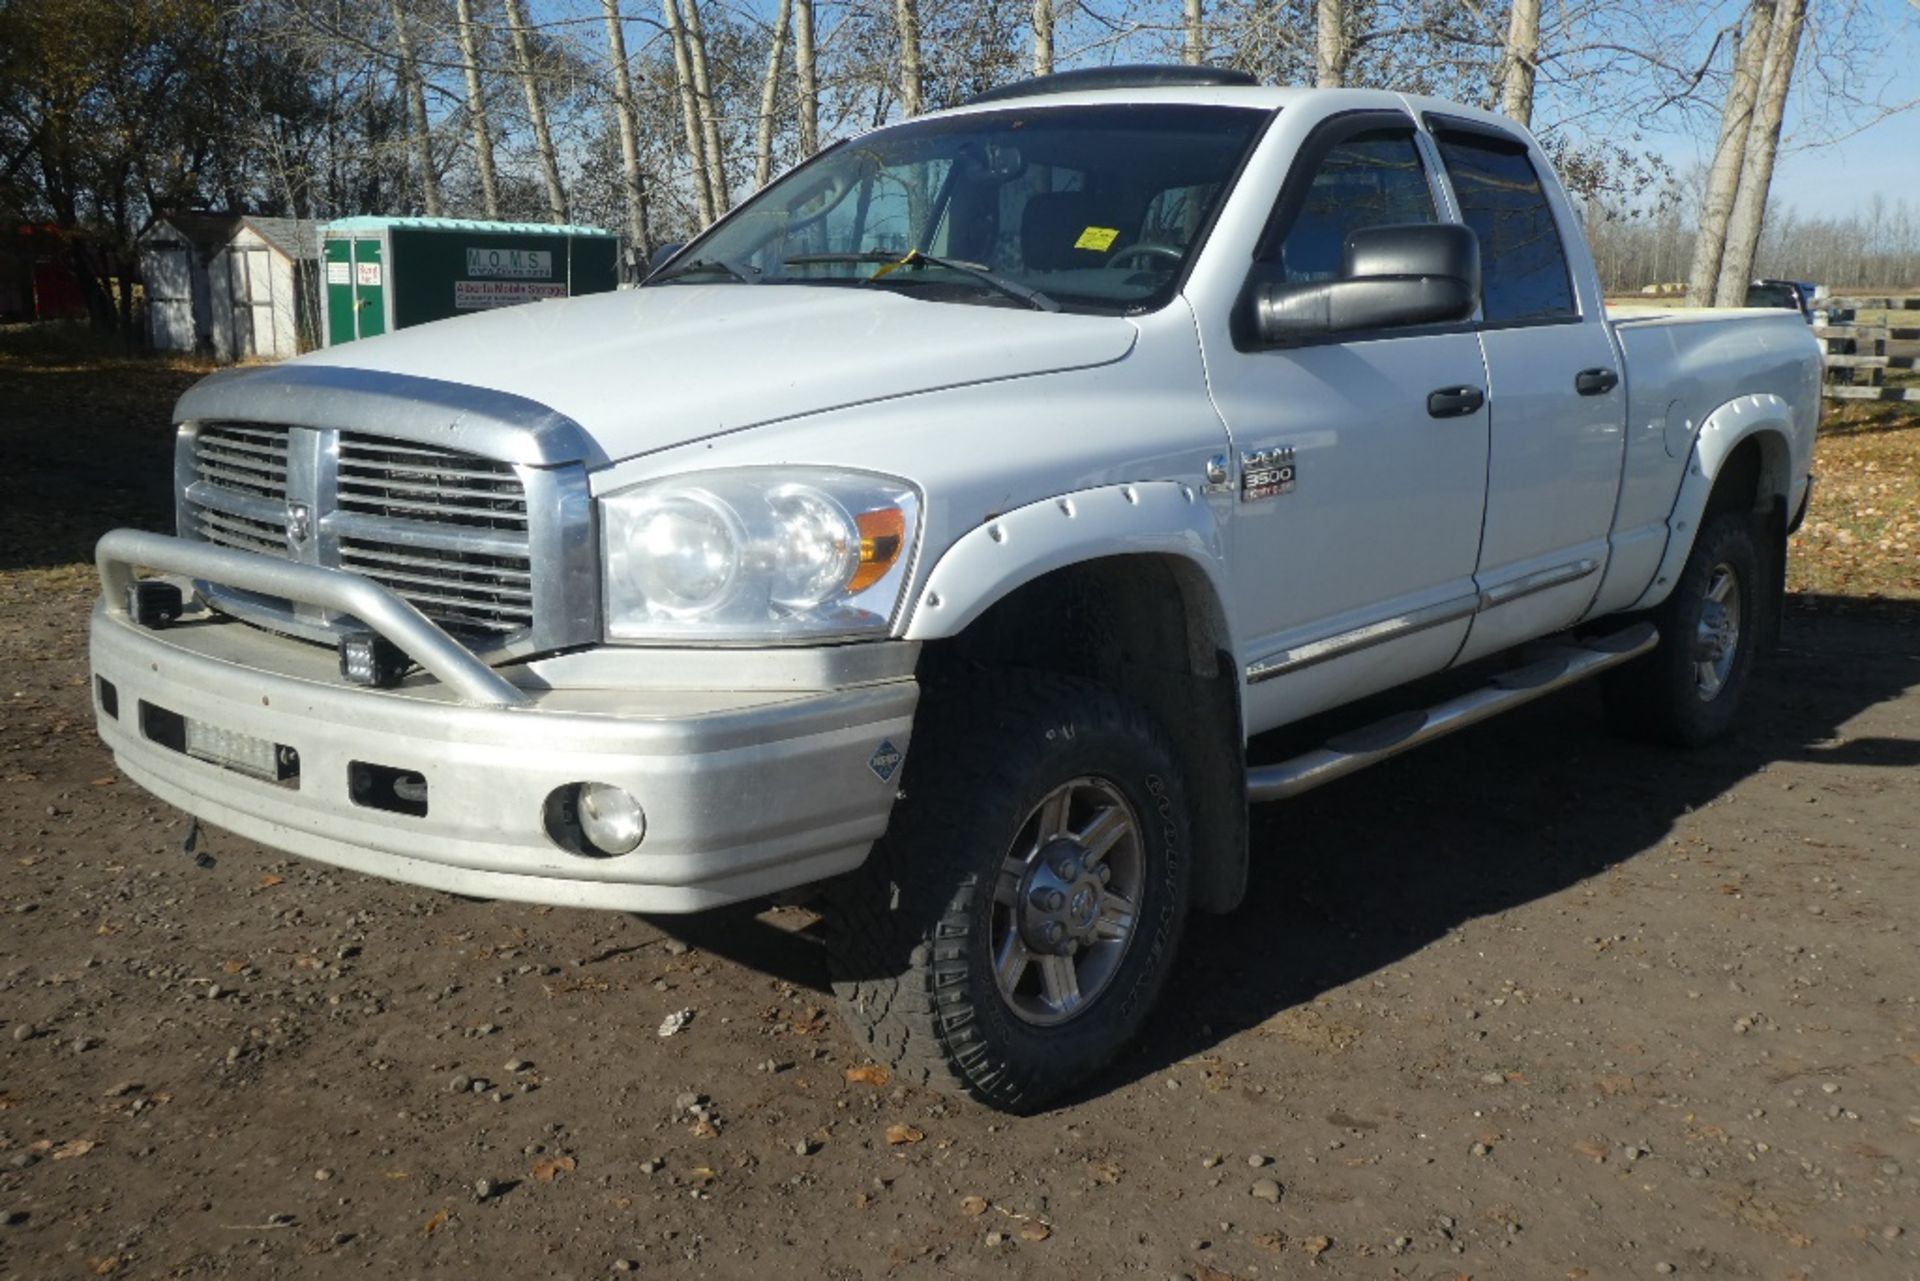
[91,66,1820,1111]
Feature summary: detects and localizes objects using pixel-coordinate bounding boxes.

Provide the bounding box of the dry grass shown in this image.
[1788,401,1920,602]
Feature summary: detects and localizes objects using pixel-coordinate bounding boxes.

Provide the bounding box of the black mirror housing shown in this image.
[1255,223,1481,344]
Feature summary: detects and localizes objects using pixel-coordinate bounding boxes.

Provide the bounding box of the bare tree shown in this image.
[1183,0,1203,65]
[683,0,730,211]
[795,0,818,155]
[1497,0,1541,126]
[1315,0,1347,87]
[601,0,653,264]
[1715,0,1809,303]
[452,0,502,219]
[897,0,924,115]
[386,0,443,216]
[662,0,716,223]
[756,0,794,188]
[1033,0,1055,76]
[1686,0,1774,307]
[503,0,567,222]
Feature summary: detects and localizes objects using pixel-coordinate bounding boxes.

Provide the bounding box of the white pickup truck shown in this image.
[91,67,1820,1110]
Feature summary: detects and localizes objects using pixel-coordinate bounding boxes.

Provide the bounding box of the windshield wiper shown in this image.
[783,250,1060,313]
[652,257,764,284]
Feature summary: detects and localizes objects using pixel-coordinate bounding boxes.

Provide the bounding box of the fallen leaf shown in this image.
[384,1170,410,1180]
[221,959,246,975]
[422,1209,448,1236]
[530,1155,576,1183]
[257,874,284,888]
[90,776,116,786]
[1301,1235,1332,1258]
[52,1139,96,1160]
[1571,1139,1609,1163]
[844,1064,891,1087]
[1253,1231,1288,1252]
[689,1119,719,1138]
[884,1123,925,1146]
[959,1195,989,1217]
[1018,1221,1050,1242]
[91,1256,120,1275]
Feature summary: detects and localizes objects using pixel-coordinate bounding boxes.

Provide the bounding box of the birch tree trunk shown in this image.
[504,0,568,223]
[1686,0,1774,308]
[897,0,924,116]
[388,0,443,216]
[1715,0,1808,305]
[1182,0,1203,64]
[601,0,653,265]
[1033,0,1055,76]
[1498,0,1541,127]
[795,0,818,155]
[1315,0,1347,87]
[661,0,715,224]
[755,0,793,188]
[682,0,730,211]
[454,0,501,218]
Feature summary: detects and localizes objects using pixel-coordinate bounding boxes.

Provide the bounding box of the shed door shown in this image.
[146,244,196,351]
[325,239,355,345]
[353,238,385,339]
[236,246,274,358]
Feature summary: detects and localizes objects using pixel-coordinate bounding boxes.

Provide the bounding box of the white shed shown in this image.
[141,213,319,361]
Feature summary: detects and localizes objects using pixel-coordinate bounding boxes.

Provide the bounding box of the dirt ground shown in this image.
[3,348,1918,1280]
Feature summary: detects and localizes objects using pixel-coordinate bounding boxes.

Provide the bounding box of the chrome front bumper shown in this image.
[89,531,917,912]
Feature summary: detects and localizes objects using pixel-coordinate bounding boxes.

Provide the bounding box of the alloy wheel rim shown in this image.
[990,777,1145,1027]
[1693,562,1743,701]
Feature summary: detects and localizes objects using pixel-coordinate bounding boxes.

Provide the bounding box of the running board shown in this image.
[1246,622,1659,804]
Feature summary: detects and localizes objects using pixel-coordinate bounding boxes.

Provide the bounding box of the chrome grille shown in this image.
[338,540,534,635]
[337,433,529,532]
[193,423,289,501]
[185,422,537,643]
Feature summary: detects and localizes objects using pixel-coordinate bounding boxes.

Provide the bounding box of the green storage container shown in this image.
[319,217,620,347]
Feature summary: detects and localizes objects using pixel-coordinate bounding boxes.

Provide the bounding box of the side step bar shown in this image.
[1246,622,1659,804]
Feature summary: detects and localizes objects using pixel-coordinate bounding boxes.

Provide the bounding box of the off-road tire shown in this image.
[824,672,1190,1112]
[1603,510,1763,747]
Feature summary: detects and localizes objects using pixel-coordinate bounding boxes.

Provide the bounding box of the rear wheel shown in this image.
[1603,510,1763,746]
[825,672,1189,1112]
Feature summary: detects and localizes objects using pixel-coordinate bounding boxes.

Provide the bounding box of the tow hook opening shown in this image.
[349,761,429,817]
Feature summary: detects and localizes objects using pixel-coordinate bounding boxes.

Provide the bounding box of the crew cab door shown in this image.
[1202,112,1491,734]
[1428,119,1628,663]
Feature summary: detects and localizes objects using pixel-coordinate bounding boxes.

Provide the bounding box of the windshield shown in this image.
[651,103,1271,314]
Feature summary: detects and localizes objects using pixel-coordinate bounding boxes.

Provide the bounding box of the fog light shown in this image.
[577,782,646,855]
[339,633,409,688]
[126,579,183,628]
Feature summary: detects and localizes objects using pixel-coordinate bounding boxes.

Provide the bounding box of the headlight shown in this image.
[601,468,919,643]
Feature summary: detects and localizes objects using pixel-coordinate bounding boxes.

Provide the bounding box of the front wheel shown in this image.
[1603,510,1764,746]
[825,673,1190,1112]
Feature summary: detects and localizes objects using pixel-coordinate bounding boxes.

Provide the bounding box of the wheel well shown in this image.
[1705,432,1788,520]
[919,555,1248,914]
[1702,431,1790,648]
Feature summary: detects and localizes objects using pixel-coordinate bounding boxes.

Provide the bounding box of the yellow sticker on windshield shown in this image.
[1074,226,1121,252]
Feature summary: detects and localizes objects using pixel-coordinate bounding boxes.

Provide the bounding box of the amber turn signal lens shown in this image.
[849,507,906,592]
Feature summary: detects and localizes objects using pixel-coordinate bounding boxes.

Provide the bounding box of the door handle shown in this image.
[1576,367,1619,396]
[1426,385,1485,418]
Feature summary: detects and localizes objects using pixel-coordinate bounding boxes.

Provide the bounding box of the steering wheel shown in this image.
[1104,242,1185,270]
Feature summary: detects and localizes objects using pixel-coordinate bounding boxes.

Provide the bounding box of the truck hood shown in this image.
[294,285,1138,463]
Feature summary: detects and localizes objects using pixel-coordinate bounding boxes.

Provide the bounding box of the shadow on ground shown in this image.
[661,596,1920,1105]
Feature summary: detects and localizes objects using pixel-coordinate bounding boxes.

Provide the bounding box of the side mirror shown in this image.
[1255,223,1480,344]
[648,242,685,273]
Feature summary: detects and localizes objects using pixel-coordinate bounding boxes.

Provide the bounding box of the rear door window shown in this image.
[1432,131,1576,324]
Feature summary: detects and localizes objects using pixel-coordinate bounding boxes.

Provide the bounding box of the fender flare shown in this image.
[1629,392,1796,612]
[900,480,1231,640]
